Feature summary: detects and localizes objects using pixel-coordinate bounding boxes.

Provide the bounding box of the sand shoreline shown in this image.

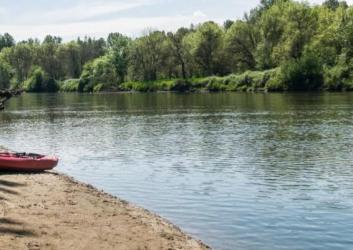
[0,171,210,250]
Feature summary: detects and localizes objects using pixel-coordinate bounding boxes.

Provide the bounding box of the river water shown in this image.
[1,92,353,250]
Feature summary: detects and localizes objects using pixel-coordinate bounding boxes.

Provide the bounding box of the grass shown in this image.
[59,68,284,93]
[118,69,278,93]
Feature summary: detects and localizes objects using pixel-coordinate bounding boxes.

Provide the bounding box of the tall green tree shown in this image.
[0,58,13,89]
[167,28,192,79]
[129,31,170,81]
[1,43,34,83]
[107,33,131,83]
[225,20,259,71]
[57,42,82,79]
[185,21,225,76]
[37,36,63,79]
[0,33,15,51]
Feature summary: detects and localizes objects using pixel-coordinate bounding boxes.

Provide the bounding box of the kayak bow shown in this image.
[0,152,59,171]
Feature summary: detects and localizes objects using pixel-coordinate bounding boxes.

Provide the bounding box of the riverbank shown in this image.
[59,70,353,95]
[0,172,209,250]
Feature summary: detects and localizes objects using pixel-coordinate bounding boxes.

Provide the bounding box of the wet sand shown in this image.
[0,172,209,250]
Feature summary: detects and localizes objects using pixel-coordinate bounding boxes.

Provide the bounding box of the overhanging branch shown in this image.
[0,89,22,110]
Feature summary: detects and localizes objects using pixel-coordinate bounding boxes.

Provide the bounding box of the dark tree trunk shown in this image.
[0,89,22,110]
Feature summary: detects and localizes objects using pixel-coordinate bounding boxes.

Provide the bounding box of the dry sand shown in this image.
[0,172,210,250]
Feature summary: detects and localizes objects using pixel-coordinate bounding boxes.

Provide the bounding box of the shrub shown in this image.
[120,81,152,92]
[23,66,59,92]
[323,57,353,91]
[93,83,104,92]
[275,54,324,91]
[60,79,80,92]
[205,77,226,91]
[79,56,118,92]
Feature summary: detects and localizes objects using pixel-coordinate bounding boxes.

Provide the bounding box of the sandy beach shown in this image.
[0,172,209,250]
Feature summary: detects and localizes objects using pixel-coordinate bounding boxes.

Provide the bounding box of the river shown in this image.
[1,92,353,250]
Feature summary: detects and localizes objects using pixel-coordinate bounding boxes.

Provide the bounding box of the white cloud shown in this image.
[0,14,220,41]
[0,0,160,26]
[1,0,353,41]
[40,0,159,24]
[193,10,207,18]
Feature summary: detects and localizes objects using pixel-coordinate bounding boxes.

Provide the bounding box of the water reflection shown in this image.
[1,92,353,250]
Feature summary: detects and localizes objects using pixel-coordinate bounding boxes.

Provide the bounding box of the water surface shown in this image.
[1,92,353,250]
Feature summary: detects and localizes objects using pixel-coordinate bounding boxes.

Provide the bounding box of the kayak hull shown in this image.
[0,154,59,172]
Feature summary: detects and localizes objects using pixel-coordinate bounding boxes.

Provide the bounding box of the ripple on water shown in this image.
[1,92,353,250]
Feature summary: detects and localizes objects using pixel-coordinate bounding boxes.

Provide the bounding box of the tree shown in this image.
[323,0,340,10]
[38,38,63,79]
[271,1,318,62]
[107,33,131,83]
[223,20,234,30]
[57,42,82,79]
[129,31,170,81]
[0,33,15,51]
[0,58,13,89]
[167,28,191,79]
[43,35,62,45]
[80,56,118,92]
[276,53,324,91]
[306,4,342,66]
[77,37,106,67]
[1,43,34,83]
[225,20,259,71]
[23,66,59,92]
[184,22,225,76]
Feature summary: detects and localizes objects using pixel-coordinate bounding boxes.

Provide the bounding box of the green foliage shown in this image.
[1,0,353,93]
[79,56,118,92]
[272,54,324,91]
[0,33,15,51]
[60,79,80,92]
[225,20,258,71]
[128,31,171,82]
[167,28,192,79]
[107,33,131,83]
[23,66,59,92]
[323,55,353,90]
[0,58,13,89]
[57,42,82,79]
[184,22,226,76]
[205,77,227,91]
[1,43,34,83]
[323,0,340,10]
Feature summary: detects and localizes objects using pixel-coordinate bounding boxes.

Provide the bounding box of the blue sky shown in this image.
[0,0,349,41]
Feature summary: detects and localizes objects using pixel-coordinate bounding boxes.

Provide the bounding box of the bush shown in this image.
[323,57,353,91]
[206,77,226,91]
[275,54,324,91]
[120,81,152,92]
[189,78,209,88]
[265,68,285,91]
[93,83,104,92]
[79,56,118,92]
[60,79,80,92]
[120,79,191,92]
[23,66,59,92]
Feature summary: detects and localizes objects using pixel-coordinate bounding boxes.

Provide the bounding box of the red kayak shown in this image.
[0,152,59,171]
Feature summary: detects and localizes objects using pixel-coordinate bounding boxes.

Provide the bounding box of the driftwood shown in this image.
[0,89,22,110]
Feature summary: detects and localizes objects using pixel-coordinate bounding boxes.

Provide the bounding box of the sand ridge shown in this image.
[0,172,210,250]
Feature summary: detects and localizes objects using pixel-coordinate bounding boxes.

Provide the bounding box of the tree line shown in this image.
[0,0,352,93]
